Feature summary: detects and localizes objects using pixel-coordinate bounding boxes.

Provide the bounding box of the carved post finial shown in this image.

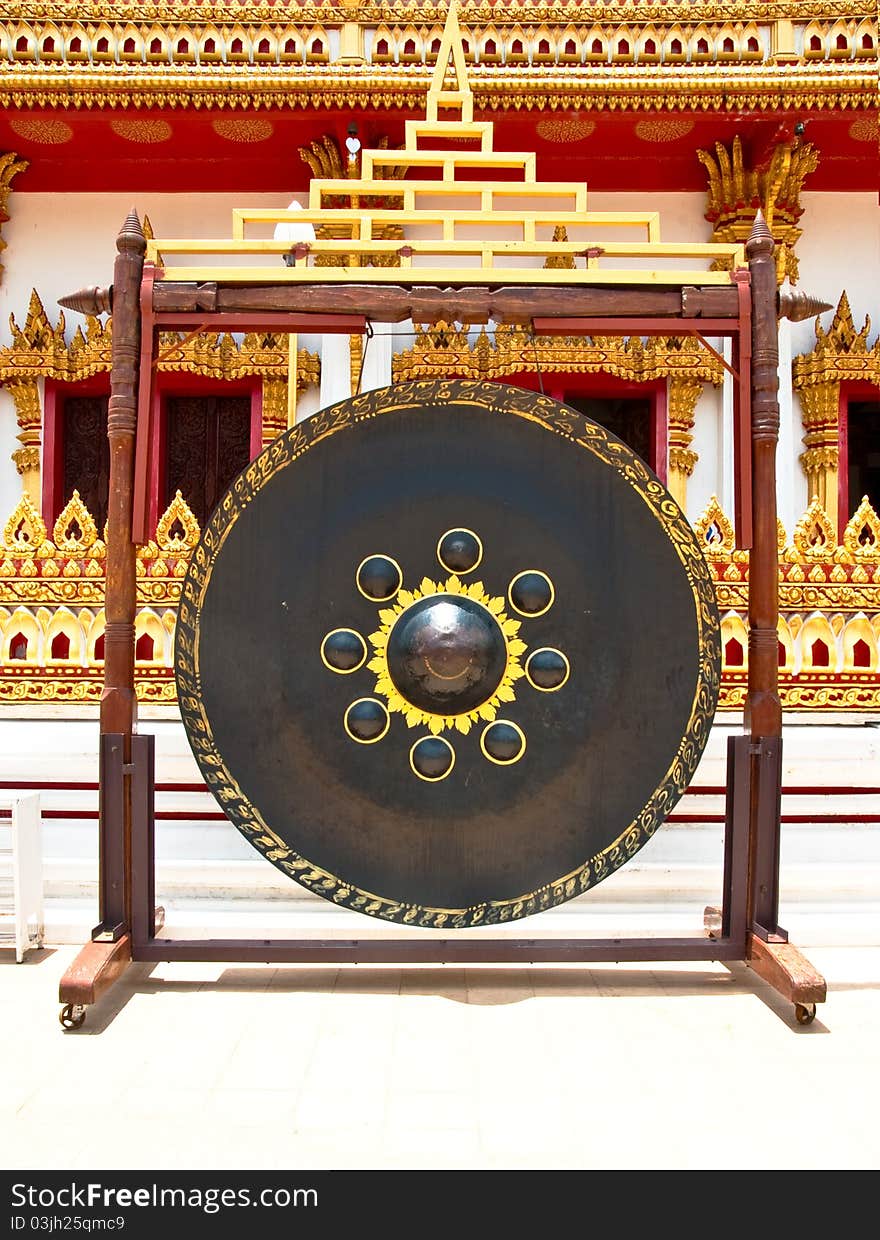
[747,210,774,258]
[58,286,112,316]
[777,289,833,323]
[117,208,146,257]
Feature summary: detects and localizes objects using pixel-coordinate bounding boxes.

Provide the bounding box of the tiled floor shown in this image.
[2,940,879,1170]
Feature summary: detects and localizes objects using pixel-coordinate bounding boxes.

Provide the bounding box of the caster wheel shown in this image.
[60,1003,86,1030]
[795,1002,817,1026]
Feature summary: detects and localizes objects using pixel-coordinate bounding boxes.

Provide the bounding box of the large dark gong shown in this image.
[176,379,720,927]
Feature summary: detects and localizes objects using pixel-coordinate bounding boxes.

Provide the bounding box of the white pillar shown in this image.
[359,325,393,394]
[318,334,352,411]
[721,338,735,518]
[776,315,796,538]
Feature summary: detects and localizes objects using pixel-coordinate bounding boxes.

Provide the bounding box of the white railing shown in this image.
[0,794,44,961]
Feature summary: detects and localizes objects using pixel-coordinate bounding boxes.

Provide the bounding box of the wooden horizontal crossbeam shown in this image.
[152,282,740,324]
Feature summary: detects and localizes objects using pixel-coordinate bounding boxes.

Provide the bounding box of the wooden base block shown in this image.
[747,933,826,1006]
[59,934,132,1008]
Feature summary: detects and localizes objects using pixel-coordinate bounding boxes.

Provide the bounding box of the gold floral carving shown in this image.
[52,491,101,555]
[843,495,880,562]
[0,151,28,284]
[110,118,172,143]
[543,226,576,271]
[698,134,819,283]
[260,378,288,449]
[2,493,46,554]
[848,116,879,143]
[154,490,200,554]
[349,335,364,396]
[211,118,274,143]
[8,118,72,144]
[635,118,695,142]
[667,376,704,508]
[393,323,724,385]
[792,291,880,531]
[536,118,596,143]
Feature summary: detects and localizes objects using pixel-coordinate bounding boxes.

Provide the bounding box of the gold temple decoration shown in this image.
[697,134,819,283]
[2,487,879,709]
[0,289,319,502]
[0,9,874,114]
[298,132,405,268]
[0,151,28,284]
[792,291,880,532]
[0,489,201,703]
[146,4,745,287]
[667,377,704,509]
[693,493,880,710]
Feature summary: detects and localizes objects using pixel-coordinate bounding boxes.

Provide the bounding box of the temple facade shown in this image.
[0,1,877,723]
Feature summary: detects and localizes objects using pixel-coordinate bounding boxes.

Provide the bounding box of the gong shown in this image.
[175,379,720,928]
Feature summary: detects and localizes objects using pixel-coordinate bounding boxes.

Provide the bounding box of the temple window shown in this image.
[844,400,880,520]
[810,639,830,668]
[565,392,661,474]
[161,393,253,530]
[853,639,871,668]
[135,633,155,662]
[50,633,70,661]
[42,385,110,532]
[9,634,28,661]
[725,638,744,667]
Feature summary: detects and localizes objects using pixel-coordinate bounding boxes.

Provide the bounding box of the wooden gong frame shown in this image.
[55,212,828,1030]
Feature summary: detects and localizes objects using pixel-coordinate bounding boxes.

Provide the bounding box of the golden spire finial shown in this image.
[427,2,473,123]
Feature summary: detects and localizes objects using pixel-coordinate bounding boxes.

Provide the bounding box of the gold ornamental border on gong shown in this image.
[175,379,721,929]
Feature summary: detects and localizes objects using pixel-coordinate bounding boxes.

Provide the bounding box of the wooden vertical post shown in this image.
[58,213,145,1018]
[744,212,784,940]
[98,210,146,935]
[102,210,146,741]
[744,212,782,744]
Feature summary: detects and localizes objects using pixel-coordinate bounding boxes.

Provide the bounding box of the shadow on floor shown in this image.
[53,957,851,1036]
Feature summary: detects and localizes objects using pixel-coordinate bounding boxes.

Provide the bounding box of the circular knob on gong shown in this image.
[386,595,507,715]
